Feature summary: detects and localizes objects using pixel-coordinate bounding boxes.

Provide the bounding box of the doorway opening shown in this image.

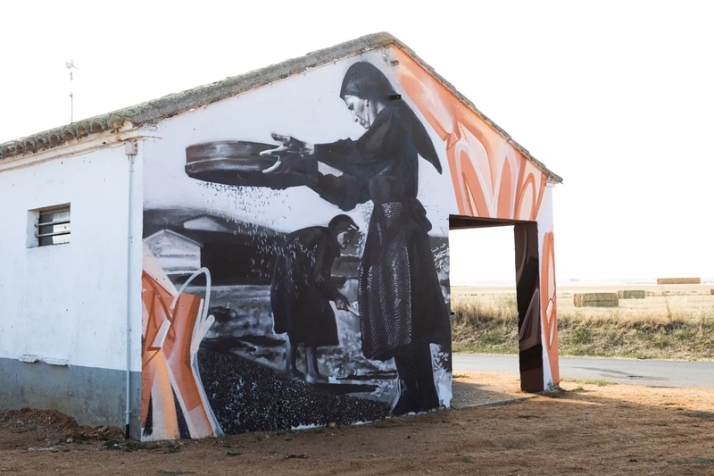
[448,215,544,407]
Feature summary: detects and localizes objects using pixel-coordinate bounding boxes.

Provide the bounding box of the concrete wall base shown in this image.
[0,358,141,439]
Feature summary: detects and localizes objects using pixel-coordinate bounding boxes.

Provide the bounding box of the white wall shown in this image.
[0,141,143,372]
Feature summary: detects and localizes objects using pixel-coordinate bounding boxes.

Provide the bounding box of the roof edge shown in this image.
[0,32,396,161]
[0,31,562,183]
[384,37,563,184]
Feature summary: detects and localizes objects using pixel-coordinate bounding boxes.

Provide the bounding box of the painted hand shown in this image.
[261,133,315,174]
[261,133,313,157]
[334,294,349,311]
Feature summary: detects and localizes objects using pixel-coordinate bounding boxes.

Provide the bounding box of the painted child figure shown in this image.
[270,214,359,383]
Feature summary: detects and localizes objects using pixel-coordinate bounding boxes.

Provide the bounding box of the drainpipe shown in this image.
[124,141,138,439]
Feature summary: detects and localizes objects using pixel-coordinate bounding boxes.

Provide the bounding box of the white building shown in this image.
[0,32,562,440]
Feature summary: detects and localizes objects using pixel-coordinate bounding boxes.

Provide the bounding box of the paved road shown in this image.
[453,354,714,388]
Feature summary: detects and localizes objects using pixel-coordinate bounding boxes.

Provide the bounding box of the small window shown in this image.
[35,206,71,246]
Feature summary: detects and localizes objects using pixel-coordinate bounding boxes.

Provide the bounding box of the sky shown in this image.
[2,0,712,284]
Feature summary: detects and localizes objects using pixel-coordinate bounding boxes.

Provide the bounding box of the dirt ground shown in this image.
[2,373,714,475]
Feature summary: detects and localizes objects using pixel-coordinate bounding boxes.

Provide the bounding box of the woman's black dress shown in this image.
[308,102,451,361]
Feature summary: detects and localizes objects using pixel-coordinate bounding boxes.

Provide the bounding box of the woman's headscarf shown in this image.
[340,62,442,174]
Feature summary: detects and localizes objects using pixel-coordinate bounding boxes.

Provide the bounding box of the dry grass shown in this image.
[573,292,619,307]
[451,284,714,360]
[656,277,701,284]
[618,289,646,299]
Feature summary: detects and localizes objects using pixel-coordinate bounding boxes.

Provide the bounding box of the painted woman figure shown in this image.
[263,61,451,415]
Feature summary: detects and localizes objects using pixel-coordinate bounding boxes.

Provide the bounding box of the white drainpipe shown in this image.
[124,141,138,438]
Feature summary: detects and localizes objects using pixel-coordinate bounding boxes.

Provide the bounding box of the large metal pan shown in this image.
[185,140,312,189]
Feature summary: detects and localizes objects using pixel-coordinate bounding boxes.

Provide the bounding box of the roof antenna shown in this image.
[65,60,79,123]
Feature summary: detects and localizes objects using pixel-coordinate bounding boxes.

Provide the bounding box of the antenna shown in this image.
[65,60,79,123]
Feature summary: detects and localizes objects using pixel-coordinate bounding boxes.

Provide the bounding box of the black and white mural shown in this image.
[141,54,454,439]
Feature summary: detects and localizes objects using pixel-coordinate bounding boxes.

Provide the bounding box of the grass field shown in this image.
[451,282,714,360]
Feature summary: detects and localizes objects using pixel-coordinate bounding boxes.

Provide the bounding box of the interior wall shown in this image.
[514,222,544,392]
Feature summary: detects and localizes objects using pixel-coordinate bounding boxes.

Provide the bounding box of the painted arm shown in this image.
[311,239,346,306]
[313,111,399,179]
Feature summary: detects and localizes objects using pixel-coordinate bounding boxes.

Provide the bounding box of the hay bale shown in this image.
[656,277,701,285]
[617,290,646,299]
[711,289,714,296]
[573,292,619,307]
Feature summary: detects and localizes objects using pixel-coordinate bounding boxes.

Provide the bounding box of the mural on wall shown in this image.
[391,47,560,385]
[141,250,222,439]
[140,45,560,440]
[141,57,453,439]
[270,214,359,383]
[261,62,452,415]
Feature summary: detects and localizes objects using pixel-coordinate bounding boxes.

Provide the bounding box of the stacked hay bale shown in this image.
[617,290,645,299]
[573,292,619,307]
[656,277,701,284]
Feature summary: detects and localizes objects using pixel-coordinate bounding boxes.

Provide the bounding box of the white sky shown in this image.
[2,0,712,284]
